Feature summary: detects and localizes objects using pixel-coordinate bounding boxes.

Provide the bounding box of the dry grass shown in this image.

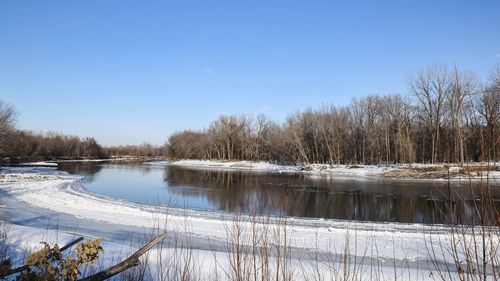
[382,163,499,179]
[425,167,500,281]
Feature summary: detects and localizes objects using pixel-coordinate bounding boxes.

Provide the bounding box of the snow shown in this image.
[0,222,454,281]
[303,163,391,177]
[55,158,138,163]
[150,159,500,182]
[0,166,496,280]
[18,161,58,167]
[148,160,303,172]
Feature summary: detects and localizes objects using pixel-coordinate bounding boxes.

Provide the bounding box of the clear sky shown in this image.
[1,1,499,146]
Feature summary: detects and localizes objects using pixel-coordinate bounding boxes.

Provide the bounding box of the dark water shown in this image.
[57,162,500,225]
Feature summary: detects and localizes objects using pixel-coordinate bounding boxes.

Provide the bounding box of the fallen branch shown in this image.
[78,233,165,281]
[0,236,84,278]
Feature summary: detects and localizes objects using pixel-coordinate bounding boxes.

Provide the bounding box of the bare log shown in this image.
[78,233,165,281]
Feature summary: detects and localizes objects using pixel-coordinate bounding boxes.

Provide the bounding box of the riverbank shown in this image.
[11,157,146,167]
[149,159,500,182]
[0,166,475,280]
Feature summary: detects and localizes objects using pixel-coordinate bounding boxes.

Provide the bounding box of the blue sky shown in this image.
[1,1,499,146]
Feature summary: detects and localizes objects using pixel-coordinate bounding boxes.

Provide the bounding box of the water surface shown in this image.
[57,162,500,225]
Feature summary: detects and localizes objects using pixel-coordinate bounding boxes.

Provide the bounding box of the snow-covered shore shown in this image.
[147,159,303,172]
[149,159,500,182]
[16,158,140,167]
[18,161,58,167]
[0,222,451,281]
[0,166,494,280]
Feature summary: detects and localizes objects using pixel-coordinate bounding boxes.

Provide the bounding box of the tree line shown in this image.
[0,101,164,162]
[0,101,16,155]
[1,64,498,165]
[102,143,164,158]
[0,130,165,162]
[3,130,105,161]
[166,64,499,165]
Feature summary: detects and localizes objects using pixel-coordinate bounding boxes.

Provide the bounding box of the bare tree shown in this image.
[446,66,477,164]
[409,65,449,163]
[163,64,496,166]
[0,100,16,155]
[476,67,500,161]
[350,98,367,164]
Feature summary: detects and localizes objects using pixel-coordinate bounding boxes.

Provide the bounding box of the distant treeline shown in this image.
[0,130,165,162]
[3,131,106,161]
[166,65,500,165]
[103,144,164,158]
[0,106,164,163]
[1,64,499,165]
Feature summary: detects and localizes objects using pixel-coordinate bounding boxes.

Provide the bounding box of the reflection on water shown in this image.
[58,162,500,225]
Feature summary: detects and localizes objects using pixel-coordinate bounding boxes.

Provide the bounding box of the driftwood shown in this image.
[0,236,84,278]
[78,233,166,281]
[1,233,165,281]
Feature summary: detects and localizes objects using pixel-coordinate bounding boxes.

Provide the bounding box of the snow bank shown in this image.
[303,163,391,177]
[148,159,303,172]
[150,160,500,182]
[55,158,136,163]
[150,160,390,176]
[18,161,58,167]
[0,221,450,281]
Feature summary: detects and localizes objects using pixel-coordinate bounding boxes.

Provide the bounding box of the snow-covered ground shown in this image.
[0,166,495,280]
[147,159,303,172]
[55,158,140,162]
[150,159,500,182]
[18,161,58,167]
[0,222,455,281]
[16,158,140,167]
